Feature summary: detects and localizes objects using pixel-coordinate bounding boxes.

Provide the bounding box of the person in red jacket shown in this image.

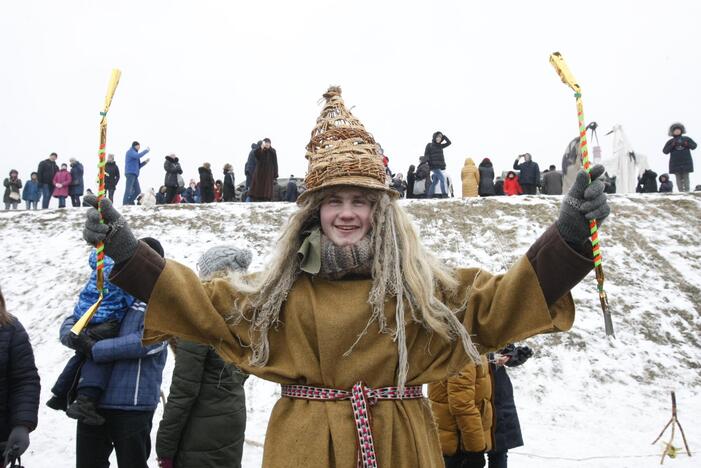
[503,171,523,196]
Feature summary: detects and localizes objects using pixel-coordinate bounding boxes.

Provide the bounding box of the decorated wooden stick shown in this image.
[71,69,122,335]
[549,52,615,337]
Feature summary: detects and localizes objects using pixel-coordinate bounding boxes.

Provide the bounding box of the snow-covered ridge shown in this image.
[1,194,699,467]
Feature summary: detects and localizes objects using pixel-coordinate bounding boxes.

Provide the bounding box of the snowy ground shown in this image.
[1,193,699,468]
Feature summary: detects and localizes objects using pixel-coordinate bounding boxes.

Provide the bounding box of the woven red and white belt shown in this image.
[280,382,424,468]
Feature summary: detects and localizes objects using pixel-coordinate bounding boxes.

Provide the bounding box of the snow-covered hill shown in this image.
[1,194,699,468]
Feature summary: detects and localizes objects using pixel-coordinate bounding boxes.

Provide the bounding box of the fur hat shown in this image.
[668,122,686,136]
[197,245,253,280]
[297,86,397,204]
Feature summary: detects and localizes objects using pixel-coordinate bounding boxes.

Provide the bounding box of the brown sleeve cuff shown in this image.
[526,224,594,307]
[109,240,166,302]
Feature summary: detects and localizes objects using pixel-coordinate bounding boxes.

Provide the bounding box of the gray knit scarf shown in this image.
[319,234,373,280]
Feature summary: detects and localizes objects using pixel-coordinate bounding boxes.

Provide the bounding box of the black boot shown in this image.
[46,394,68,411]
[66,395,105,425]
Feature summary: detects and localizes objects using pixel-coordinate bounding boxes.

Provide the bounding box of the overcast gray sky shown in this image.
[1,0,700,201]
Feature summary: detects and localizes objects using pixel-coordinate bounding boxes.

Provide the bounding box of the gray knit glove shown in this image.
[557,165,611,245]
[83,194,139,264]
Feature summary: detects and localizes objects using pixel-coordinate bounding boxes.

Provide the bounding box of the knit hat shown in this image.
[297,86,398,204]
[197,245,253,280]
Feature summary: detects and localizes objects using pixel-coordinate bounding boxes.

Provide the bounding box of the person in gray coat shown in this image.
[541,165,564,195]
[156,245,253,468]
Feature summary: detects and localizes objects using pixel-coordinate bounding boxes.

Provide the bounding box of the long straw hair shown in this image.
[228,188,480,389]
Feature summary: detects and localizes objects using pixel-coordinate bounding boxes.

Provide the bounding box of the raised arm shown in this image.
[662,138,676,154]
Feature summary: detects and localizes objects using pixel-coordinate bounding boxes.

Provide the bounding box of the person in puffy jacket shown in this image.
[429,355,493,468]
[52,163,72,208]
[105,154,120,202]
[662,122,696,192]
[199,163,215,203]
[163,155,183,204]
[47,251,135,426]
[22,172,41,210]
[0,285,41,465]
[60,239,167,468]
[425,131,452,198]
[478,158,496,197]
[636,169,658,193]
[658,174,674,193]
[503,171,523,196]
[461,158,480,198]
[157,245,252,468]
[69,158,85,207]
[488,344,533,468]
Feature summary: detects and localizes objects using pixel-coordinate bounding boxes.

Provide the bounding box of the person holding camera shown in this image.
[663,123,697,192]
[513,153,541,195]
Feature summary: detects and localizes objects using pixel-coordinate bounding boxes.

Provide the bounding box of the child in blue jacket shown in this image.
[47,250,134,425]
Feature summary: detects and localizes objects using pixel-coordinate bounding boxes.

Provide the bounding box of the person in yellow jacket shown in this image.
[428,355,494,468]
[461,158,480,198]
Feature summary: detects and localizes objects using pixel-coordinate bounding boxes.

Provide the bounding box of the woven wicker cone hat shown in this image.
[297,86,398,204]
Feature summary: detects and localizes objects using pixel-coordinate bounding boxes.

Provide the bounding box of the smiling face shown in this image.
[320,188,373,247]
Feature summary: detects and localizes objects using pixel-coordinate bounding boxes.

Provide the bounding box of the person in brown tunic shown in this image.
[81,87,610,468]
[248,138,278,201]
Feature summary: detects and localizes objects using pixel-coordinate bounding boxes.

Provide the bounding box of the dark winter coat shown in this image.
[37,158,58,185]
[637,170,658,193]
[69,161,85,196]
[248,147,279,201]
[494,179,505,196]
[245,142,259,188]
[164,156,183,188]
[424,135,452,171]
[478,161,496,196]
[3,177,22,204]
[60,302,168,411]
[658,174,674,193]
[663,136,696,174]
[513,159,541,186]
[156,340,248,467]
[285,180,299,203]
[199,167,215,203]
[406,166,416,199]
[415,160,430,181]
[541,170,564,195]
[105,161,120,190]
[489,344,531,452]
[0,317,40,441]
[223,172,236,202]
[22,180,41,202]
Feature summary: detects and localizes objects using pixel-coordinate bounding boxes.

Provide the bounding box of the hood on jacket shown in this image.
[432,131,443,141]
[479,158,493,168]
[464,158,476,167]
[89,250,115,275]
[668,122,686,136]
[659,173,670,183]
[252,141,261,150]
[506,171,517,179]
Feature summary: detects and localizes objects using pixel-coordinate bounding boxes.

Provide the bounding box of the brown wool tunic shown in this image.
[111,225,593,468]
